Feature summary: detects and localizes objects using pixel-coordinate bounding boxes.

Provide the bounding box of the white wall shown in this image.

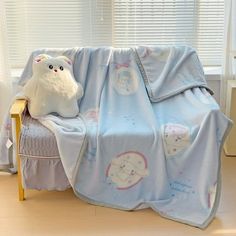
[207,79,221,105]
[204,67,221,105]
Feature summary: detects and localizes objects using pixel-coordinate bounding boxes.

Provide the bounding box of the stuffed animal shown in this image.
[23,54,83,118]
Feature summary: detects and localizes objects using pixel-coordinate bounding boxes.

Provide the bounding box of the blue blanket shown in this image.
[1,46,232,228]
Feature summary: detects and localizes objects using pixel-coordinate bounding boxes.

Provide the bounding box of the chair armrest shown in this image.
[10,99,27,119]
[10,98,27,201]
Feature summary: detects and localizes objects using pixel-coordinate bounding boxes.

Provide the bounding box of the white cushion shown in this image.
[23,54,83,118]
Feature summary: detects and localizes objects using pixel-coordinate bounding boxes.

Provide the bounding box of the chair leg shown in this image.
[17,171,24,201]
[17,153,24,201]
[15,117,25,201]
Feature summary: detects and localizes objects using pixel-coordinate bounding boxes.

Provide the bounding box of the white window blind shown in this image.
[4,0,112,68]
[113,0,224,66]
[3,0,224,68]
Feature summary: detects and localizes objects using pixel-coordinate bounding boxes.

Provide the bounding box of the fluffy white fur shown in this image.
[23,54,83,118]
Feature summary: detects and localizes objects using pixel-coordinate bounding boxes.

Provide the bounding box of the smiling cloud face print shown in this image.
[162,123,190,157]
[112,67,139,96]
[106,151,149,190]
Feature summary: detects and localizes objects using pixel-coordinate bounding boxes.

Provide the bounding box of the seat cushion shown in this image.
[20,113,59,157]
[21,156,71,190]
[19,113,70,190]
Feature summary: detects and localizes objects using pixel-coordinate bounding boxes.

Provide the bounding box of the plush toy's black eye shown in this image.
[59,66,64,71]
[49,65,53,69]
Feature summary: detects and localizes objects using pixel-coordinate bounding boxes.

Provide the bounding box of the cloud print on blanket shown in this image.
[162,123,190,156]
[112,66,139,96]
[106,151,149,189]
[139,46,170,62]
[83,108,99,126]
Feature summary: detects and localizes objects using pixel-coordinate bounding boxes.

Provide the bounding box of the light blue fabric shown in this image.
[134,45,212,102]
[4,46,232,228]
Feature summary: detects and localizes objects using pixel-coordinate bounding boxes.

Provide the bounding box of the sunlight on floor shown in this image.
[212,229,236,235]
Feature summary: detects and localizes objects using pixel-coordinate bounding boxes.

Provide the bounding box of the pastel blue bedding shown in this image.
[0,46,232,228]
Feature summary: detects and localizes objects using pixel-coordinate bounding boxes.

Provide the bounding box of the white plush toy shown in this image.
[23,54,83,118]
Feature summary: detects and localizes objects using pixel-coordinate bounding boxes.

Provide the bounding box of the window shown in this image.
[3,0,224,68]
[4,0,112,68]
[113,0,224,66]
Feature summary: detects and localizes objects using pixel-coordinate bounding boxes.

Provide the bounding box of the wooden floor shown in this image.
[0,154,236,236]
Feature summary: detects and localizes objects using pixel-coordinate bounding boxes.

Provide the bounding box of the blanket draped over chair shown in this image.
[0,46,232,228]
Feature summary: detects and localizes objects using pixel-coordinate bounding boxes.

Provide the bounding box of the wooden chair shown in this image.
[10,99,27,201]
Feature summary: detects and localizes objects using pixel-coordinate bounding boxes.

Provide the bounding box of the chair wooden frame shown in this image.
[10,99,27,201]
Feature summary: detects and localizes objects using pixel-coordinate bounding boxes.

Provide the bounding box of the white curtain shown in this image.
[0,0,12,127]
[221,0,236,111]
